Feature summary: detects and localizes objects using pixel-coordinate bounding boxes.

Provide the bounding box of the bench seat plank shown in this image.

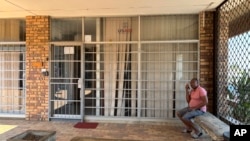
[194,112,229,141]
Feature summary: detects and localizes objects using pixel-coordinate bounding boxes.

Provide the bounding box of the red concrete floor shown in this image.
[0,118,212,141]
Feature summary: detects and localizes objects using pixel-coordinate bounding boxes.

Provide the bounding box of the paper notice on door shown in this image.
[78,78,81,88]
[64,47,74,54]
[85,35,92,42]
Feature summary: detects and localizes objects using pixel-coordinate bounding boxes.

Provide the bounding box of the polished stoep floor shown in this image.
[0,118,212,141]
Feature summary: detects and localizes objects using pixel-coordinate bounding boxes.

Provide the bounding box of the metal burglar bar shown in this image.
[50,45,81,119]
[84,43,139,117]
[140,42,198,119]
[0,43,26,117]
[50,15,199,120]
[84,42,198,119]
[216,0,250,125]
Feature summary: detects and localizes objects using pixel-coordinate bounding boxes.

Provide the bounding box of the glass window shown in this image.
[0,44,26,114]
[0,19,25,41]
[49,15,199,119]
[140,15,198,41]
[51,18,82,41]
[101,17,138,42]
[84,18,97,42]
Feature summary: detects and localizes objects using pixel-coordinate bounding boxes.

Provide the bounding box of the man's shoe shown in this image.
[190,131,203,138]
[182,128,192,133]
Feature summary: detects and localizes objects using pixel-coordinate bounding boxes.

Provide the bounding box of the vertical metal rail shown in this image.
[81,18,85,122]
[96,18,101,116]
[137,15,141,118]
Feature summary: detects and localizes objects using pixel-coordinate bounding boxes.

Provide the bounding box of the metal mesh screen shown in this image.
[216,0,250,125]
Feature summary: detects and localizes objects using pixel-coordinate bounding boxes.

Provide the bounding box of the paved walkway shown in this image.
[0,118,212,141]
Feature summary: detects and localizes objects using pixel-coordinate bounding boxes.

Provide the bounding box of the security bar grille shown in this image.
[50,15,199,120]
[216,0,250,125]
[50,45,81,119]
[0,43,26,116]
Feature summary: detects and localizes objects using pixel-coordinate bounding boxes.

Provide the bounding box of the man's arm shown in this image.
[186,90,191,103]
[185,84,191,103]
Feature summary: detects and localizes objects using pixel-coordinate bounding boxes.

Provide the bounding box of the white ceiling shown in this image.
[0,0,225,18]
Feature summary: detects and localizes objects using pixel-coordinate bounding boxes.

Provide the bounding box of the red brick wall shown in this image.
[199,12,215,113]
[25,16,50,120]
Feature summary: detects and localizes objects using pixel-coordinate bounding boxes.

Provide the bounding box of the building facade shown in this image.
[0,12,214,121]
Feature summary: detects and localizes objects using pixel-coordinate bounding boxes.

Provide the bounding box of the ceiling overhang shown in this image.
[0,0,225,18]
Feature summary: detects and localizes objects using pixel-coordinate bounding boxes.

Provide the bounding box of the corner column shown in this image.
[25,16,50,120]
[199,12,214,113]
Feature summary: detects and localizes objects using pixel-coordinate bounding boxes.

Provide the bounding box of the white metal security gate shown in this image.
[0,43,26,118]
[50,44,82,119]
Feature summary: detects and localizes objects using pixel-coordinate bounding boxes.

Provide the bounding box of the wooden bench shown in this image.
[193,112,229,141]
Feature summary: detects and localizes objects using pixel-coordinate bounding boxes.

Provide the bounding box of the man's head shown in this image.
[190,78,199,89]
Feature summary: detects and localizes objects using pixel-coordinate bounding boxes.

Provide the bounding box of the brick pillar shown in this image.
[199,12,214,113]
[26,16,50,120]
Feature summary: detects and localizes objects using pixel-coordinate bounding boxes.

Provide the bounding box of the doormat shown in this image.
[73,122,98,129]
